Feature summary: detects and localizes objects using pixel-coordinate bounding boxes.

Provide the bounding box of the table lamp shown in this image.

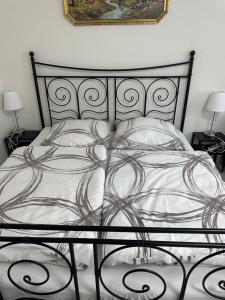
[205,91,225,137]
[4,91,23,134]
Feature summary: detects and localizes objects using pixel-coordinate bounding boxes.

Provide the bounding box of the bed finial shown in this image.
[190,50,196,58]
[29,51,35,61]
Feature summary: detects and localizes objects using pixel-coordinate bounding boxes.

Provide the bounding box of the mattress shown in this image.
[0,260,223,300]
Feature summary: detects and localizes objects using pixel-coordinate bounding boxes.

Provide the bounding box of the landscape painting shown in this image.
[64,0,168,25]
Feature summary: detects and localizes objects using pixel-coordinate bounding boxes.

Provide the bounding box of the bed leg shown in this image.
[93,244,101,300]
[69,243,80,300]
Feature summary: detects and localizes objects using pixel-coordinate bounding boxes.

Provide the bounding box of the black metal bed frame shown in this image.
[1,51,225,299]
[30,50,195,131]
[1,224,225,299]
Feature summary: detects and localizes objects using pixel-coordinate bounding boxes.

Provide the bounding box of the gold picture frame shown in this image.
[64,0,169,26]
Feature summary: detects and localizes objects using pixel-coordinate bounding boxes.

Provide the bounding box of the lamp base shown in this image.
[204,130,216,138]
[13,127,24,135]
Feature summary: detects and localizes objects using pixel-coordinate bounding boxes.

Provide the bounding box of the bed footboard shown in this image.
[0,224,224,300]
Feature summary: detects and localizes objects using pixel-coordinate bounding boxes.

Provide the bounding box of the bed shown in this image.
[1,50,225,300]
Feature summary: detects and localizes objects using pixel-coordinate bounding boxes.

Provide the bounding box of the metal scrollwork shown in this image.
[122,269,166,298]
[218,280,225,291]
[47,78,77,107]
[147,79,177,108]
[8,260,50,287]
[0,242,73,296]
[116,79,146,108]
[98,245,185,300]
[203,267,225,299]
[145,78,178,120]
[180,250,225,300]
[78,78,107,107]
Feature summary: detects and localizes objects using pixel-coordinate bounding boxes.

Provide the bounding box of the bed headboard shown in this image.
[30,51,195,132]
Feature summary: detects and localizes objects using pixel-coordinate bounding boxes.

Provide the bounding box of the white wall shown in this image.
[0,79,14,163]
[0,0,225,163]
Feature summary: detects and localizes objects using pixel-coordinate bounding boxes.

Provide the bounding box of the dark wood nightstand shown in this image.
[191,132,225,172]
[5,130,41,155]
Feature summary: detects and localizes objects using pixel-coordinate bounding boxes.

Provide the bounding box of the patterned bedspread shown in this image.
[0,145,106,267]
[102,149,225,265]
[1,143,225,267]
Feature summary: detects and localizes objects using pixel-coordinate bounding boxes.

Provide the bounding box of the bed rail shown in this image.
[0,224,224,300]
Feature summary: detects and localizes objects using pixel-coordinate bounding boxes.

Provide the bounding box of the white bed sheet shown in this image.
[0,260,222,300]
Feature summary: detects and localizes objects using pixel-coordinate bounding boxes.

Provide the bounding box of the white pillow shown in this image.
[111,117,186,150]
[42,119,110,147]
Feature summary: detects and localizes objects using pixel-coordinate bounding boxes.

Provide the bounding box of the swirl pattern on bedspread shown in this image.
[0,145,107,267]
[102,149,225,265]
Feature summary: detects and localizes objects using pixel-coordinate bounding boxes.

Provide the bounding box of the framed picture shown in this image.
[64,0,169,25]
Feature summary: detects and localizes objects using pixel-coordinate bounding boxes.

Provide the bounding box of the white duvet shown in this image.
[102,149,225,266]
[1,145,225,269]
[0,145,106,268]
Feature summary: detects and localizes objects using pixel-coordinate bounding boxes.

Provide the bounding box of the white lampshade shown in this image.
[4,91,23,111]
[205,91,225,112]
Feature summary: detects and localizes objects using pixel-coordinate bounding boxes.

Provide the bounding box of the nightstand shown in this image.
[5,130,41,155]
[191,132,225,172]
